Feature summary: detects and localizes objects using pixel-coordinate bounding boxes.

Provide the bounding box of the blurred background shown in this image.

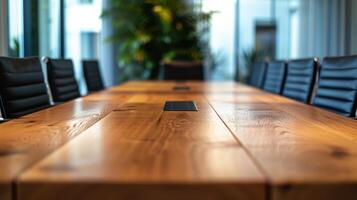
[0,0,357,94]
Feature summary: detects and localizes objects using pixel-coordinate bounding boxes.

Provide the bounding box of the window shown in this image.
[202,0,237,80]
[64,0,103,94]
[81,32,100,59]
[80,0,94,4]
[7,0,61,57]
[8,0,24,57]
[38,0,61,57]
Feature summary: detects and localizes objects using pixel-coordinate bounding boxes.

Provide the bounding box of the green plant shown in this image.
[102,0,213,80]
[241,47,263,82]
[9,38,20,57]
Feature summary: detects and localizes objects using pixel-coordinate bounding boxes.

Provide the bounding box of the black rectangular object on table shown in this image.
[163,101,198,111]
[172,86,191,91]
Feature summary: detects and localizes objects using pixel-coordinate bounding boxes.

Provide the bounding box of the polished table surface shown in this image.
[1,81,357,200]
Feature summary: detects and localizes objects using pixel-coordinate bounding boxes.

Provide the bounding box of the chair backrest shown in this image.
[313,55,357,117]
[82,60,104,92]
[249,61,267,88]
[162,61,204,80]
[0,57,50,119]
[282,58,318,103]
[263,61,287,94]
[46,58,80,102]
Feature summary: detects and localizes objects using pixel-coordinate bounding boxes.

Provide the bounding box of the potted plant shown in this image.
[241,47,264,82]
[102,0,213,80]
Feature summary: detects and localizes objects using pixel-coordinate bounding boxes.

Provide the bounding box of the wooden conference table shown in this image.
[1,81,357,200]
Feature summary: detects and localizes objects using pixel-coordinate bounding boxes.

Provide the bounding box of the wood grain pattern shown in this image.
[207,86,357,200]
[125,92,207,104]
[0,99,126,200]
[111,80,249,94]
[81,90,131,102]
[18,96,266,200]
[3,81,357,200]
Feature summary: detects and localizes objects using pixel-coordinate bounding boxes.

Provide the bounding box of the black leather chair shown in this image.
[249,61,267,88]
[313,55,357,117]
[161,61,204,80]
[46,58,80,103]
[282,58,318,103]
[82,60,104,92]
[0,57,50,119]
[263,61,287,94]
